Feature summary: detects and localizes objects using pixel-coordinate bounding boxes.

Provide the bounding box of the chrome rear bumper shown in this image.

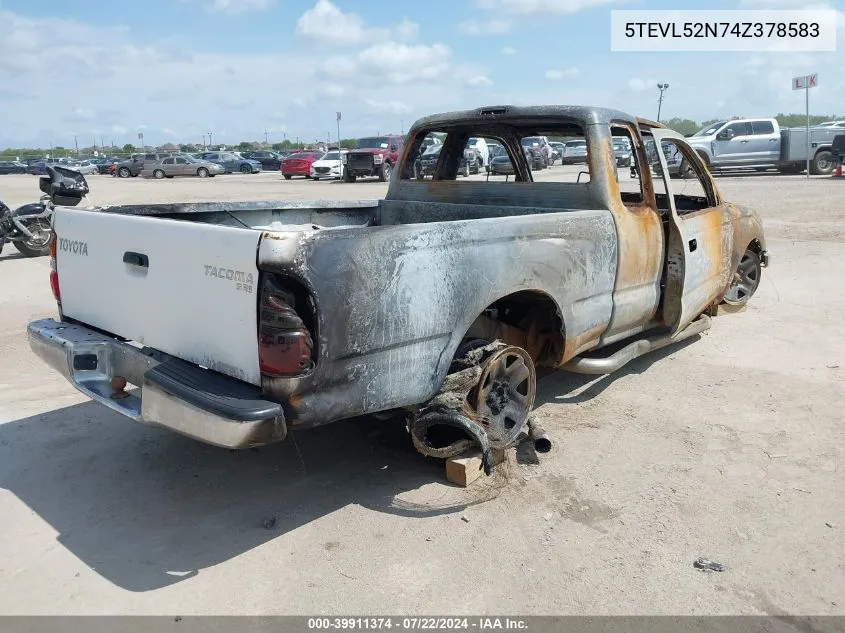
[27,319,286,449]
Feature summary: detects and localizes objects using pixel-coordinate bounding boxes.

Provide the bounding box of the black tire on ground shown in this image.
[153,169,165,179]
[461,162,470,177]
[810,150,835,176]
[118,167,130,178]
[284,174,292,180]
[312,176,319,181]
[722,248,762,306]
[197,167,209,178]
[778,164,803,175]
[378,161,392,182]
[343,170,356,183]
[240,164,251,174]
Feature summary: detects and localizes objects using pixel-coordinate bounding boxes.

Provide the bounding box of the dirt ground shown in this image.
[0,170,843,615]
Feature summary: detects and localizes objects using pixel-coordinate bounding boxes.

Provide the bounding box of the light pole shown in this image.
[264,129,269,145]
[336,112,342,150]
[656,83,669,122]
[202,134,206,149]
[208,131,213,149]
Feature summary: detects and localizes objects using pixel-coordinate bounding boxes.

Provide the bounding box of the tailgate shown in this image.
[54,208,263,385]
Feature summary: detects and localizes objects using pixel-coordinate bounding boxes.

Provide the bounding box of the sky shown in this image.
[0,0,842,148]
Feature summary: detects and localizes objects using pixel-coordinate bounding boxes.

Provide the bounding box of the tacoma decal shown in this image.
[204,265,254,293]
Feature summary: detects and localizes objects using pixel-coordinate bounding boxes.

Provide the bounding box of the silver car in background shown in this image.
[146,155,225,179]
[561,139,588,164]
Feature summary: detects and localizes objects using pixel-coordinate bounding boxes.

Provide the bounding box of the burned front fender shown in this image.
[727,202,768,270]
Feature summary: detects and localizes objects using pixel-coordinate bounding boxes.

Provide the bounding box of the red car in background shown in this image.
[281,151,324,179]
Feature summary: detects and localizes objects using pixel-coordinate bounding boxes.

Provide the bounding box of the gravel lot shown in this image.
[0,169,843,615]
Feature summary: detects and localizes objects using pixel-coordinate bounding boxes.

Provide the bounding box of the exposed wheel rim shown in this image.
[723,250,761,304]
[22,219,53,249]
[469,346,536,448]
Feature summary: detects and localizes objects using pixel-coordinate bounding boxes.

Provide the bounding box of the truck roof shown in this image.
[408,105,641,133]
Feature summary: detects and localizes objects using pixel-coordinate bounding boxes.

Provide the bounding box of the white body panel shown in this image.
[54,208,263,385]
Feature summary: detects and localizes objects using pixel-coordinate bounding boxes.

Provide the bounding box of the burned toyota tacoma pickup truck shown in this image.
[28,105,768,468]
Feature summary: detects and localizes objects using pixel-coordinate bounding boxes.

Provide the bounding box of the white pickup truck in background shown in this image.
[686,117,841,175]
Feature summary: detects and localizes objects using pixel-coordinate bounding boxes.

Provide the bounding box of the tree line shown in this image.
[0,114,840,159]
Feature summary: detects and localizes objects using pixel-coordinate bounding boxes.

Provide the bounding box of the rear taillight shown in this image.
[49,239,60,302]
[258,275,314,377]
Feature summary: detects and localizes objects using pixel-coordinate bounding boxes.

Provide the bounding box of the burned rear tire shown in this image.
[722,248,761,306]
[469,346,536,448]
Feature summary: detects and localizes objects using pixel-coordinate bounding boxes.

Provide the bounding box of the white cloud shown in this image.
[501,46,517,55]
[321,84,345,97]
[296,0,418,45]
[476,0,625,15]
[396,19,420,40]
[628,77,657,91]
[459,19,512,35]
[545,68,579,80]
[365,100,410,114]
[297,0,370,44]
[356,42,452,84]
[111,125,127,135]
[207,0,274,14]
[466,75,493,87]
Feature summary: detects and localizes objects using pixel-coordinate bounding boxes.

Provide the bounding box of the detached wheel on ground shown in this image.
[722,248,762,306]
[197,167,209,178]
[153,169,165,179]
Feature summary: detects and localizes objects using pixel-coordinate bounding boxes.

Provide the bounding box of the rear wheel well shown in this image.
[464,291,564,367]
[696,150,710,165]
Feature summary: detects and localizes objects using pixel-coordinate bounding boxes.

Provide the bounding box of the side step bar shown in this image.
[562,315,711,375]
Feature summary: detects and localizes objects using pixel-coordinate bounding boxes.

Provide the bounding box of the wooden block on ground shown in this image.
[445,448,507,487]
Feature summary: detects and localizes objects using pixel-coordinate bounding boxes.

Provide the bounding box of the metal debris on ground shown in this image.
[693,558,727,572]
[263,515,279,530]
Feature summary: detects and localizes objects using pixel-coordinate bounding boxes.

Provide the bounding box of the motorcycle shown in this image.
[0,166,89,258]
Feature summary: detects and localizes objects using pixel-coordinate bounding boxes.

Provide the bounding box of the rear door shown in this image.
[173,156,190,175]
[54,208,263,385]
[649,128,734,334]
[748,120,780,162]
